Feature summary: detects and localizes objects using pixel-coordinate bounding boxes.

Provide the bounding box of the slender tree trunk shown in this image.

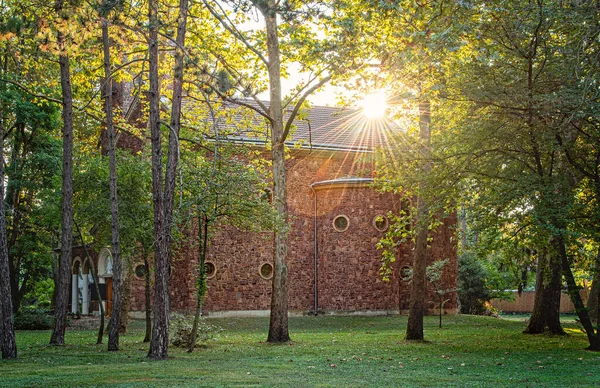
[164,0,188,249]
[0,91,17,359]
[557,238,599,350]
[406,98,431,341]
[263,3,290,343]
[188,216,209,353]
[119,266,131,334]
[101,18,124,352]
[524,248,564,335]
[50,6,74,344]
[587,248,600,323]
[147,0,168,360]
[75,222,105,344]
[143,247,151,343]
[148,0,188,361]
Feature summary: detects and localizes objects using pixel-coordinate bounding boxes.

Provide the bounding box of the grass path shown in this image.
[2,315,599,387]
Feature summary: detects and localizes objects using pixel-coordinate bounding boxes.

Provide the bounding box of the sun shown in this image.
[359,91,388,118]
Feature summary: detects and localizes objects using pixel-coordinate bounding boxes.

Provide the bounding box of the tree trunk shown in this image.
[164,0,188,251]
[406,98,431,341]
[557,238,599,350]
[147,0,168,360]
[50,10,74,345]
[587,248,600,323]
[263,3,290,343]
[188,216,209,352]
[0,89,17,359]
[119,265,131,334]
[148,0,188,361]
[143,248,152,343]
[524,249,564,335]
[74,222,105,345]
[102,18,124,352]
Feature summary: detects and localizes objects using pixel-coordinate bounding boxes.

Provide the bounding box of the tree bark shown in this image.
[164,0,188,251]
[143,247,151,343]
[557,238,599,350]
[262,1,290,343]
[587,248,600,323]
[0,87,17,359]
[102,18,124,352]
[188,216,209,352]
[406,98,431,341]
[74,222,105,344]
[147,0,168,360]
[50,5,74,344]
[119,266,131,334]
[524,248,564,335]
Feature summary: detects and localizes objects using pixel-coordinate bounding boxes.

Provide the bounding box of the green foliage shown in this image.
[426,259,448,286]
[457,252,493,315]
[169,313,223,348]
[14,308,54,330]
[74,149,154,256]
[23,278,54,309]
[377,210,410,281]
[0,85,62,311]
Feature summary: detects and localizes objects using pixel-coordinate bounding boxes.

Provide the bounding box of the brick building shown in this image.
[69,103,458,317]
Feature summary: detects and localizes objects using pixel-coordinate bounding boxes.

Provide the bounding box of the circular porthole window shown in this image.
[259,262,273,280]
[400,266,413,282]
[332,215,350,232]
[373,215,389,232]
[134,263,147,280]
[204,262,216,279]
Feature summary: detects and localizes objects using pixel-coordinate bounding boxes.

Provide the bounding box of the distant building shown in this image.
[69,94,457,317]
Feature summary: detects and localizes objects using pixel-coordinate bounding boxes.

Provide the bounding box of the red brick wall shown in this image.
[124,149,457,314]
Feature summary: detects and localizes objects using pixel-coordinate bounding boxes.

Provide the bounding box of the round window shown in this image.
[259,262,273,280]
[204,262,216,279]
[373,215,389,232]
[332,215,349,232]
[134,264,147,280]
[400,266,412,282]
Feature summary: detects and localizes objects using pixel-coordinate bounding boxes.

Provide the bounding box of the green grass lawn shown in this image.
[2,314,599,387]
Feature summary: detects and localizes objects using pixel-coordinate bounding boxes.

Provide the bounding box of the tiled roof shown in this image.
[208,101,400,152]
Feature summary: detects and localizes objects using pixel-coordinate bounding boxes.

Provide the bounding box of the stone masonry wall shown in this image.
[126,148,458,314]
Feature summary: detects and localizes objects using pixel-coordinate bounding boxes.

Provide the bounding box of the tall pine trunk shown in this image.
[74,222,105,344]
[147,0,168,360]
[164,0,188,249]
[264,2,290,343]
[143,247,152,343]
[188,216,209,352]
[148,0,188,360]
[102,18,124,352]
[119,267,131,333]
[0,87,17,359]
[406,98,431,341]
[50,4,74,344]
[524,249,564,334]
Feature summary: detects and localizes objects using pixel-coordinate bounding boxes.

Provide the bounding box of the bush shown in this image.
[14,308,54,330]
[169,313,222,348]
[457,252,491,315]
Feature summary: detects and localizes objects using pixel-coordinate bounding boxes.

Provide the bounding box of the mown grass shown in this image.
[1,314,599,387]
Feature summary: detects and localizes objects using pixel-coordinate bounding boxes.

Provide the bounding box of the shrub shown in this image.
[14,308,54,330]
[457,252,491,314]
[169,313,222,348]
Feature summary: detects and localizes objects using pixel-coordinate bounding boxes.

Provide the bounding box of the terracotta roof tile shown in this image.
[209,101,400,152]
